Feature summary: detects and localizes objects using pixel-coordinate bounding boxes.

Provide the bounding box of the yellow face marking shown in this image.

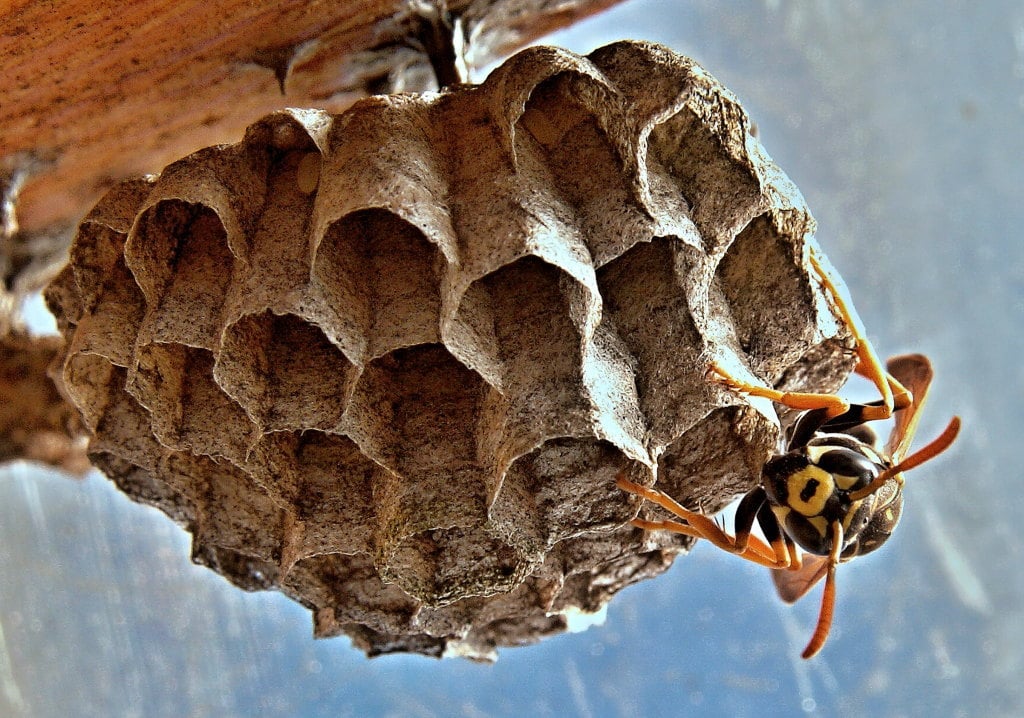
[772,505,791,526]
[807,515,829,537]
[841,500,864,531]
[834,474,861,491]
[786,466,834,517]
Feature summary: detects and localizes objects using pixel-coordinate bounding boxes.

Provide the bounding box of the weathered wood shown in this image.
[0,331,88,475]
[0,0,622,246]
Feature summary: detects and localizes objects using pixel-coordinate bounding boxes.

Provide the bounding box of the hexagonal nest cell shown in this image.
[45,41,856,660]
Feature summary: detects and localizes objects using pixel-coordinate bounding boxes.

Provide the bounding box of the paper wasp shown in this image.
[617,250,960,658]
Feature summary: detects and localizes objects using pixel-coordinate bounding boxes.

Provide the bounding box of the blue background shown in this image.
[2,1,1021,715]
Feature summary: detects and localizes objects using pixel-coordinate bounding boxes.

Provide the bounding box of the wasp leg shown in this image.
[626,518,784,568]
[708,360,851,418]
[628,518,701,540]
[711,249,912,421]
[801,521,844,659]
[616,475,788,568]
[733,488,798,569]
[630,516,782,564]
[753,498,801,571]
[808,250,906,421]
[854,363,913,413]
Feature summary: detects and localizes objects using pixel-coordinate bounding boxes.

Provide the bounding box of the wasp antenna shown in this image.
[801,562,836,659]
[801,522,843,659]
[848,416,961,501]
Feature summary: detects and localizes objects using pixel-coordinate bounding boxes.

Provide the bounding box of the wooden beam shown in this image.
[1,0,622,239]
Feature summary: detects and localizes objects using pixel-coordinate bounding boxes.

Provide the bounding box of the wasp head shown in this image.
[764,434,899,559]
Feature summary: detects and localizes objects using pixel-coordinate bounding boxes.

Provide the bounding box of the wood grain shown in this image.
[0,0,622,238]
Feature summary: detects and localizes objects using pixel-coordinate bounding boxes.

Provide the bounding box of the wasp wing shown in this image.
[884,354,934,462]
[772,555,829,604]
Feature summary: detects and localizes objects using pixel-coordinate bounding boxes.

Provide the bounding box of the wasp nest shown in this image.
[45,41,854,660]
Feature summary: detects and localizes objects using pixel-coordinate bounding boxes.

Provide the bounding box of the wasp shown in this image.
[617,250,960,659]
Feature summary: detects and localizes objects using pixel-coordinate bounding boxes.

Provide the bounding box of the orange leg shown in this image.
[708,250,910,421]
[617,475,792,569]
[708,360,851,419]
[854,359,913,414]
[808,250,901,421]
[618,473,842,658]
